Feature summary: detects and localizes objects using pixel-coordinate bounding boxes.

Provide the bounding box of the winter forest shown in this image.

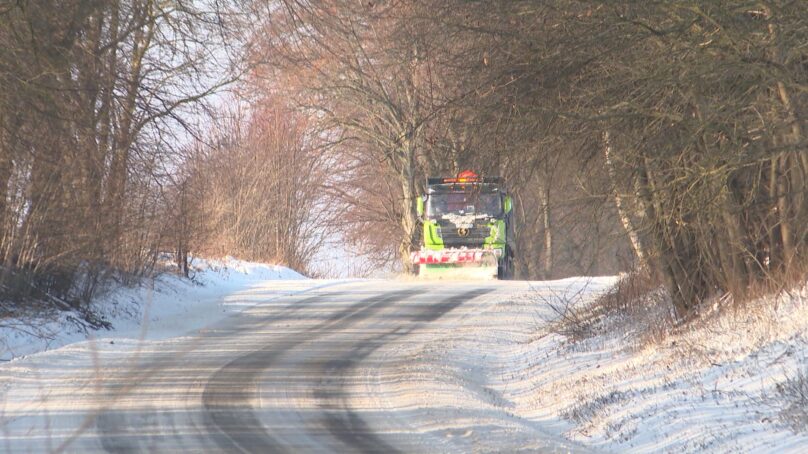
[1,1,807,320]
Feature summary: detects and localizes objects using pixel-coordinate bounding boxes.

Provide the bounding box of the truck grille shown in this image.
[439,223,490,246]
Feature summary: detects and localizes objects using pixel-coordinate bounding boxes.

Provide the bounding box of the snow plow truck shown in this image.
[412,170,514,280]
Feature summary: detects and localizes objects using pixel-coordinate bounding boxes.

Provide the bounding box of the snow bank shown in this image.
[537,282,808,453]
[419,278,808,453]
[0,257,308,361]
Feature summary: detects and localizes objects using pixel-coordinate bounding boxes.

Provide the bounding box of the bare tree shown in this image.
[175,97,329,275]
[0,0,243,308]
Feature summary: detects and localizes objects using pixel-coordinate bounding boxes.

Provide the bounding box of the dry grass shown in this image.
[775,367,808,433]
[544,270,677,346]
[549,264,808,351]
[561,390,632,425]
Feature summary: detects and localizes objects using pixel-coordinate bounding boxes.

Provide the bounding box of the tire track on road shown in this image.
[94,289,345,453]
[201,289,425,453]
[313,288,494,453]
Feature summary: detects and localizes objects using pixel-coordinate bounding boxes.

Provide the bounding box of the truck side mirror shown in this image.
[416,196,425,217]
[504,195,513,214]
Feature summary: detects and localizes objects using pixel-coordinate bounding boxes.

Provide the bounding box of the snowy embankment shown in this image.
[0,257,309,362]
[400,277,808,453]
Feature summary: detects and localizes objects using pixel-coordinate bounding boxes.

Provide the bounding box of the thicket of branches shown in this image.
[0,0,243,310]
[256,1,807,316]
[172,97,330,276]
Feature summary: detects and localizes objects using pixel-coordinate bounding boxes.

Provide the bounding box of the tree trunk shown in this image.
[602,130,647,270]
[767,7,803,272]
[106,0,154,258]
[0,120,12,245]
[774,81,803,271]
[398,140,419,274]
[538,182,552,278]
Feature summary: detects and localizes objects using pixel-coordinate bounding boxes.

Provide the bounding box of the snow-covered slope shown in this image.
[0,257,310,361]
[398,278,808,453]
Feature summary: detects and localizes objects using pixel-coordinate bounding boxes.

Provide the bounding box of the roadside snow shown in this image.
[537,283,808,453]
[403,277,808,453]
[0,257,309,361]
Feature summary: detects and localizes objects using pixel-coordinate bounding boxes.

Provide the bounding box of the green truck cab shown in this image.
[413,170,514,279]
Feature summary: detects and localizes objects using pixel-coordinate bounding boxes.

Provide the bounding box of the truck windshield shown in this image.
[427,192,501,217]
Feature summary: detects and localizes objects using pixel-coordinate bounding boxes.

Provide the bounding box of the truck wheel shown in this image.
[497,259,508,280]
[498,248,514,280]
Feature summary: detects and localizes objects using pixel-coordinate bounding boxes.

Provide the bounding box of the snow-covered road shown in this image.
[0,279,608,453]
